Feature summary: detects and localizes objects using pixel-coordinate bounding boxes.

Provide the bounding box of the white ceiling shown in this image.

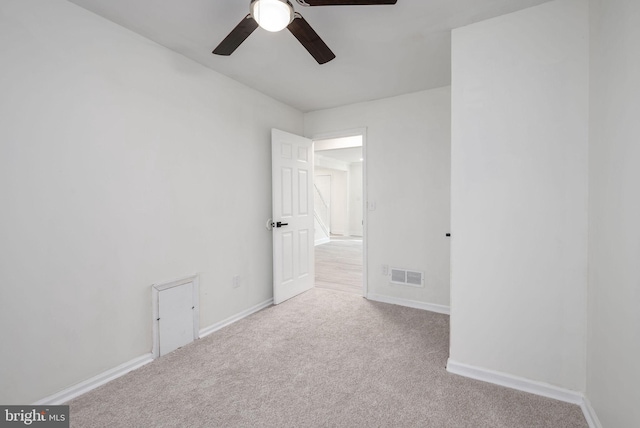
[68,0,550,112]
[315,135,363,150]
[317,147,363,164]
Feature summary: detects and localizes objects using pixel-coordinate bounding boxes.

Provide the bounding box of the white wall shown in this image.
[348,162,363,237]
[0,0,303,404]
[315,164,363,238]
[450,0,589,391]
[314,173,331,243]
[305,88,451,307]
[315,154,350,172]
[588,0,640,426]
[315,167,349,236]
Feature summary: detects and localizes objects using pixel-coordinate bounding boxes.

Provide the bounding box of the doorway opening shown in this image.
[313,133,365,296]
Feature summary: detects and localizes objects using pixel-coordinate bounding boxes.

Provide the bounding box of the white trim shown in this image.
[33,353,154,405]
[580,396,603,428]
[367,293,450,315]
[446,359,583,404]
[361,127,368,298]
[151,274,199,292]
[315,237,330,246]
[32,297,273,405]
[311,128,367,141]
[446,359,603,427]
[199,298,273,338]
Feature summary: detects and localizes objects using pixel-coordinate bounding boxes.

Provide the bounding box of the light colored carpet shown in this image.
[68,289,587,427]
[315,238,363,295]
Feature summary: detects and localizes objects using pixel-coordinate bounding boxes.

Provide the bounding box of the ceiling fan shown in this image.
[212,0,398,65]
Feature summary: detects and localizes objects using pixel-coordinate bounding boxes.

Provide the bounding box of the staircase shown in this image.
[314,183,330,245]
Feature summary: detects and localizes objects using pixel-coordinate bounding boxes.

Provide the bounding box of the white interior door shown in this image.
[272,129,314,305]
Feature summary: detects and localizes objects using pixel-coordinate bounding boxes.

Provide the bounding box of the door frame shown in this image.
[311,127,368,297]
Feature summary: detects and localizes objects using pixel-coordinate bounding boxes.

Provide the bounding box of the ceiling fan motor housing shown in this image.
[250,0,295,32]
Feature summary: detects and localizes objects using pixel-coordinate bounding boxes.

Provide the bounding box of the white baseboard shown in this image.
[33,353,154,405]
[367,293,450,315]
[446,359,583,404]
[580,396,603,428]
[33,298,273,405]
[315,237,330,246]
[199,298,273,338]
[446,359,602,428]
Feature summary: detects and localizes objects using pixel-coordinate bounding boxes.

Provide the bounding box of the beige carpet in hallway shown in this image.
[315,237,363,295]
[68,288,587,427]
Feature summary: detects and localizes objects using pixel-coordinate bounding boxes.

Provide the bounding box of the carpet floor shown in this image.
[68,289,587,427]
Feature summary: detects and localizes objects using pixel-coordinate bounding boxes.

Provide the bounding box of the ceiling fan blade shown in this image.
[296,0,397,6]
[212,14,258,56]
[287,13,336,64]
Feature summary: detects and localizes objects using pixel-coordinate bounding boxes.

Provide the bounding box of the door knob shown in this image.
[271,221,289,228]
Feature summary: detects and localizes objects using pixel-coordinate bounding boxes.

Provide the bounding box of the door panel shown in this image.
[282,231,294,283]
[299,229,309,275]
[281,168,293,216]
[298,170,309,215]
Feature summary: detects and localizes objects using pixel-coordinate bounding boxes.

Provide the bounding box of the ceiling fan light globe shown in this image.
[251,0,294,32]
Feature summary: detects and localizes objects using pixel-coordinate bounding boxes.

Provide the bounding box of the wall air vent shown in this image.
[389,268,424,287]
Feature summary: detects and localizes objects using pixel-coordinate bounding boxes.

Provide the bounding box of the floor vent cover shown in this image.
[389,268,424,287]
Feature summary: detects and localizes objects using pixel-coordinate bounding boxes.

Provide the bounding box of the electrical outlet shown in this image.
[382,265,389,276]
[232,275,240,288]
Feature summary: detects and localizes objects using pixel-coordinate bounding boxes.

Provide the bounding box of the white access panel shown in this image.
[152,275,199,358]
